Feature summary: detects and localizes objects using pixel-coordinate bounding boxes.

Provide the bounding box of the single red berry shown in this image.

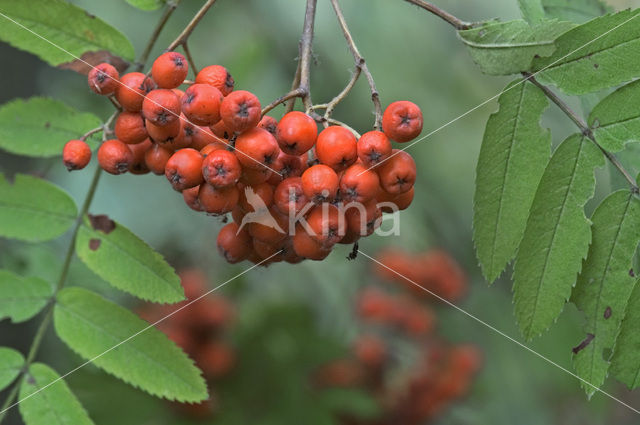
[292,224,332,261]
[239,181,274,212]
[144,143,173,175]
[97,139,133,175]
[247,207,288,244]
[114,112,148,144]
[377,186,414,212]
[116,72,156,112]
[88,63,119,95]
[181,83,223,126]
[62,140,91,171]
[340,162,380,203]
[234,127,279,170]
[272,150,308,180]
[353,335,387,368]
[239,165,272,185]
[258,115,278,135]
[198,183,239,215]
[200,142,227,157]
[301,164,339,203]
[345,199,382,236]
[376,149,416,194]
[165,148,204,191]
[202,149,241,188]
[315,126,357,172]
[182,186,203,212]
[195,65,234,96]
[220,90,261,134]
[146,118,181,145]
[151,52,188,89]
[217,222,252,263]
[210,119,232,140]
[190,125,221,150]
[357,130,392,167]
[306,204,345,248]
[275,111,317,156]
[382,100,423,143]
[128,138,152,175]
[142,89,181,126]
[273,177,308,215]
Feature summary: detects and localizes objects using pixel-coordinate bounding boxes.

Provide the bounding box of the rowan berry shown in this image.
[146,118,180,144]
[182,186,203,212]
[378,186,414,212]
[220,90,261,134]
[217,222,251,263]
[144,143,173,175]
[357,288,395,322]
[114,112,148,144]
[210,120,231,140]
[190,126,220,150]
[165,148,204,191]
[301,164,339,203]
[272,150,308,179]
[97,139,133,175]
[234,127,279,170]
[181,83,223,126]
[116,72,155,112]
[353,335,387,368]
[88,63,119,95]
[274,177,308,215]
[275,111,317,156]
[239,182,274,212]
[376,150,416,194]
[315,126,358,172]
[382,100,423,143]
[258,115,278,136]
[292,224,332,261]
[357,130,392,167]
[231,206,245,225]
[252,238,285,262]
[151,52,188,89]
[202,149,241,188]
[345,199,382,237]
[195,65,234,96]
[196,342,235,378]
[340,162,380,203]
[142,89,181,126]
[200,142,227,157]
[247,207,288,244]
[306,204,345,247]
[128,138,152,175]
[198,183,239,215]
[238,165,272,185]
[401,306,434,336]
[62,140,92,171]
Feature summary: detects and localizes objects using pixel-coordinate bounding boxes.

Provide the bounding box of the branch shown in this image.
[167,0,217,52]
[285,61,302,113]
[298,0,318,112]
[261,87,306,117]
[328,0,382,130]
[523,73,640,194]
[181,41,199,75]
[402,0,473,30]
[135,0,182,71]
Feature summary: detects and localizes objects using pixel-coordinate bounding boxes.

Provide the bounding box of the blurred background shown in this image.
[3,0,640,423]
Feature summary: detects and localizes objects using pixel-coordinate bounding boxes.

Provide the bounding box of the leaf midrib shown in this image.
[544,32,640,71]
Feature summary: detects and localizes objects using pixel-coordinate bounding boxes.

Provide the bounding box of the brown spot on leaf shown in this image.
[89,238,101,250]
[604,307,612,319]
[44,122,50,129]
[572,333,595,354]
[58,51,129,75]
[89,214,115,234]
[594,63,599,69]
[630,268,635,277]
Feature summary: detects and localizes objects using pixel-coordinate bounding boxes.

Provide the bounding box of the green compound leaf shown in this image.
[19,363,94,425]
[0,269,53,323]
[75,215,183,303]
[0,0,134,67]
[473,79,551,283]
[0,347,24,392]
[534,10,640,95]
[589,80,640,153]
[542,0,612,23]
[611,279,640,389]
[54,288,207,402]
[124,0,164,11]
[513,134,603,340]
[0,173,77,242]
[571,191,640,395]
[0,97,102,157]
[458,19,574,75]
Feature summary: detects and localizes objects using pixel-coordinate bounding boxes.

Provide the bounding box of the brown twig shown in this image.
[182,41,199,76]
[402,0,473,30]
[80,126,104,141]
[261,87,307,117]
[523,72,639,194]
[324,65,362,122]
[285,61,302,113]
[328,0,382,130]
[298,0,318,112]
[135,0,182,71]
[166,0,217,52]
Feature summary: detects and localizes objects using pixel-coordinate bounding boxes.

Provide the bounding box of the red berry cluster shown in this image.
[314,249,480,424]
[137,269,235,419]
[63,54,424,266]
[374,248,467,301]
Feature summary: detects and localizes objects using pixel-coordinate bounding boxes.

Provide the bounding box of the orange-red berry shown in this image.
[142,89,181,126]
[181,84,223,126]
[114,112,148,144]
[382,100,423,143]
[63,140,92,171]
[202,149,241,188]
[97,139,133,175]
[220,90,261,134]
[234,127,279,170]
[275,111,317,156]
[195,65,234,96]
[152,52,188,89]
[116,72,155,112]
[165,148,204,191]
[88,63,119,95]
[315,126,358,172]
